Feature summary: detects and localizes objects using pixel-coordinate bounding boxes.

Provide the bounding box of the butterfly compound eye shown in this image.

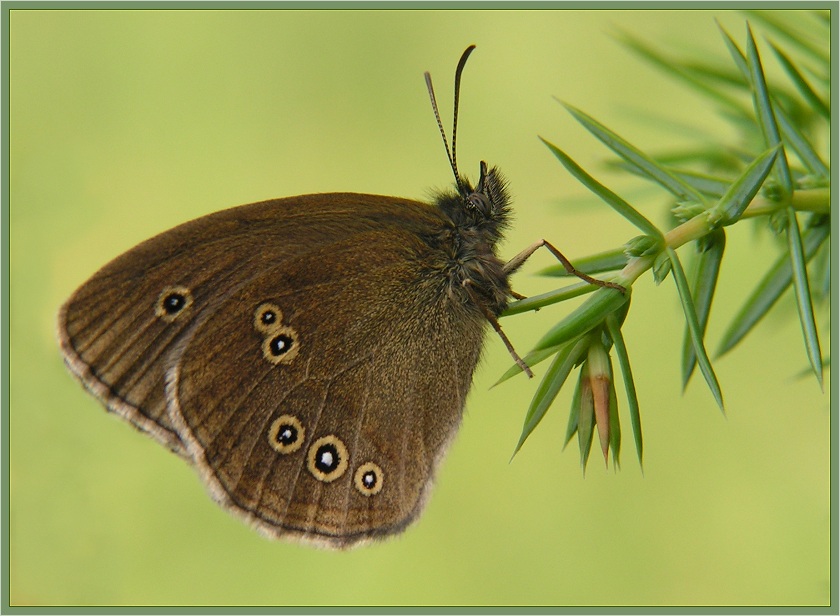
[467,192,492,215]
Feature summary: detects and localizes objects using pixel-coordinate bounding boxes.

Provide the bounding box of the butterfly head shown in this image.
[467,161,510,219]
[426,46,512,245]
[437,160,511,244]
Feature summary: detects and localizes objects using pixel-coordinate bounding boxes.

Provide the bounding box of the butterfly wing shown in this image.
[58,194,462,457]
[167,214,488,548]
[59,193,489,546]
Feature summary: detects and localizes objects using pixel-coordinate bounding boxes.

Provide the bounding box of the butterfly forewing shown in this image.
[58,195,439,455]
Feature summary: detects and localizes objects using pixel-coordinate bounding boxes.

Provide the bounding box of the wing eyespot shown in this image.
[155,286,193,322]
[261,327,299,365]
[267,415,306,454]
[354,462,384,496]
[254,302,284,334]
[306,435,349,482]
[252,302,300,365]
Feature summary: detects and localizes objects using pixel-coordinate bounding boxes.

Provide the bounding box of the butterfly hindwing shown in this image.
[167,223,488,547]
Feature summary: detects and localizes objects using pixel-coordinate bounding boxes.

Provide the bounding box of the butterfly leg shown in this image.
[504,239,626,294]
[462,280,534,378]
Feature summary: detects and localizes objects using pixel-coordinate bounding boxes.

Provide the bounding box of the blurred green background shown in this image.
[10,8,830,607]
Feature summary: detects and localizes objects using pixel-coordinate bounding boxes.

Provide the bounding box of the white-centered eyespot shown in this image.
[267,415,305,454]
[261,326,300,365]
[155,285,193,322]
[354,462,384,496]
[306,435,349,483]
[254,302,284,334]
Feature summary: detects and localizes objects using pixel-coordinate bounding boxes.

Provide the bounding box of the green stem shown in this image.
[620,215,711,284]
[742,187,829,218]
[619,187,828,285]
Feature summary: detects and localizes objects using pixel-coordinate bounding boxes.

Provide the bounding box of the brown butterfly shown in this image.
[58,45,622,549]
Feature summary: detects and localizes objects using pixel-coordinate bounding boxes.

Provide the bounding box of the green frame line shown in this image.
[1,2,836,612]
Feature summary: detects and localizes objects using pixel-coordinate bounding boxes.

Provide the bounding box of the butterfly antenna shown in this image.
[424,72,459,192]
[425,44,476,196]
[450,44,476,193]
